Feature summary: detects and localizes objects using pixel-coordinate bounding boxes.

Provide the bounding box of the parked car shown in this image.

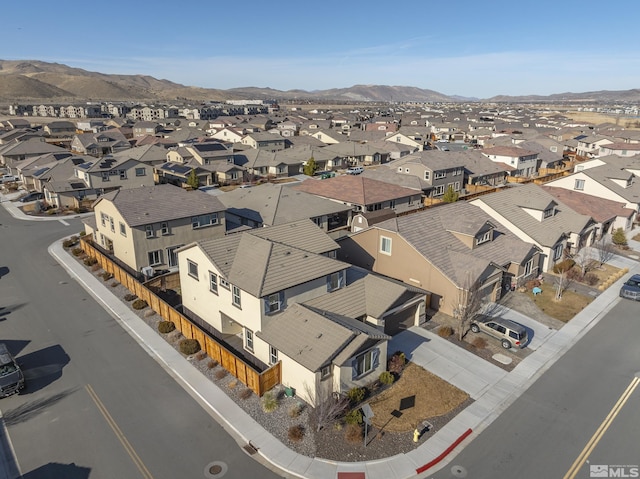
[346,166,364,175]
[19,191,44,203]
[470,316,528,349]
[619,274,640,301]
[0,174,18,184]
[0,343,25,397]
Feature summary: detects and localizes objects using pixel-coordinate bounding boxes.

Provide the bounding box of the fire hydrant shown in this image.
[413,428,420,443]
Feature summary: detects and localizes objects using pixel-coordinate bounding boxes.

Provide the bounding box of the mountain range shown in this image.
[1,59,639,104]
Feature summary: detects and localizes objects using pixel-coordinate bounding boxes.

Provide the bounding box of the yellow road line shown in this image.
[85,384,154,479]
[563,376,640,479]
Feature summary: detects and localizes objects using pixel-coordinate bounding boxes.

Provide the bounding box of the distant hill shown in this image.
[0,59,638,104]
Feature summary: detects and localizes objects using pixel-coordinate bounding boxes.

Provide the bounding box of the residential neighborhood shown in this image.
[2,96,640,479]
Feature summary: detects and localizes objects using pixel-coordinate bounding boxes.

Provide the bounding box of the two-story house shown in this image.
[84,184,227,275]
[480,146,538,177]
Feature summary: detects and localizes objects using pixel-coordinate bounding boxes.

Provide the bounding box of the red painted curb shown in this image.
[415,428,473,474]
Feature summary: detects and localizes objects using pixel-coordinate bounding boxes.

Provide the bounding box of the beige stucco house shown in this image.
[83,184,226,275]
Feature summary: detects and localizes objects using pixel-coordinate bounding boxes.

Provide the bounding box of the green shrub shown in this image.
[132,299,148,309]
[288,425,304,442]
[553,259,575,274]
[344,409,363,425]
[262,391,278,413]
[178,338,200,355]
[438,325,454,338]
[71,247,83,256]
[379,371,395,386]
[612,227,628,246]
[158,321,175,334]
[124,293,137,302]
[63,238,77,248]
[347,387,365,404]
[79,231,86,237]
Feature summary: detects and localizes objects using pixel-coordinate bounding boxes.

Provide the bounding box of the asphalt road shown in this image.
[430,296,640,479]
[0,208,284,478]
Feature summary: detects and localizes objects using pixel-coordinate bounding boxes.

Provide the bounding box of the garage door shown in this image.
[385,307,416,335]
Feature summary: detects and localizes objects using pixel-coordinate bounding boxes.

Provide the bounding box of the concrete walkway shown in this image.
[3,192,640,478]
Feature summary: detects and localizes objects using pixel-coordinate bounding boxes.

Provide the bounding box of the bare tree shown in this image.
[573,247,596,277]
[554,268,573,301]
[594,236,616,267]
[451,273,484,341]
[305,382,349,433]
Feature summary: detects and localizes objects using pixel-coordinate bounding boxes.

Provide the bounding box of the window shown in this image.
[453,168,462,176]
[148,250,162,266]
[434,171,446,179]
[380,236,392,255]
[327,271,344,291]
[574,179,585,190]
[187,260,198,279]
[269,346,278,365]
[145,224,154,238]
[161,222,169,235]
[109,217,115,232]
[232,285,241,308]
[119,222,126,236]
[352,348,379,379]
[453,181,460,191]
[543,207,554,218]
[100,213,107,227]
[311,217,322,227]
[135,167,146,176]
[433,185,445,196]
[321,365,332,380]
[166,245,182,268]
[524,258,533,276]
[220,277,230,289]
[101,172,110,182]
[553,244,564,260]
[424,171,431,181]
[245,329,254,352]
[119,169,127,180]
[192,214,218,229]
[266,292,281,313]
[476,230,492,245]
[209,272,218,293]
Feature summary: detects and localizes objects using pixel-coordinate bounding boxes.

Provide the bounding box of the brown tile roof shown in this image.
[482,146,537,157]
[293,175,419,206]
[540,186,635,222]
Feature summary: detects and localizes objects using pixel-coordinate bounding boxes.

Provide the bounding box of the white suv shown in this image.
[346,166,364,175]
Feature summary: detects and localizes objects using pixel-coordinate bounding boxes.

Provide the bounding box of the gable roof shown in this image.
[293,175,420,206]
[540,186,635,222]
[95,184,226,226]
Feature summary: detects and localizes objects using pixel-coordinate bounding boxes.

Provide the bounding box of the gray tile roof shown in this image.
[97,184,226,227]
[193,221,347,296]
[578,162,640,203]
[218,183,352,226]
[472,183,593,246]
[375,201,539,287]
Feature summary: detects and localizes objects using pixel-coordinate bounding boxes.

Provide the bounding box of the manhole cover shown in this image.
[492,353,513,365]
[204,461,228,478]
[451,465,468,477]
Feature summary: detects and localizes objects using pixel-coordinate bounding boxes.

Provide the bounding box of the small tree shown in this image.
[451,273,483,341]
[595,235,615,267]
[612,228,627,247]
[572,247,595,277]
[187,169,200,189]
[306,382,349,433]
[442,185,459,203]
[303,157,319,176]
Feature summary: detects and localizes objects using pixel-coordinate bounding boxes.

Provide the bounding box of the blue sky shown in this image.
[3,0,639,98]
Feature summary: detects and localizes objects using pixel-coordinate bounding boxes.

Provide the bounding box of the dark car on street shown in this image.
[619,274,640,301]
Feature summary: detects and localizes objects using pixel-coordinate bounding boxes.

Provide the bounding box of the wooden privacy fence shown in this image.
[80,237,280,396]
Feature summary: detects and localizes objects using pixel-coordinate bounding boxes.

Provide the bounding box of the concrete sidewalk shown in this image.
[43,234,640,479]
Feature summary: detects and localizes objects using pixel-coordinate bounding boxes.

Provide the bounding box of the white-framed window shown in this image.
[161,222,169,235]
[524,258,533,276]
[192,214,218,229]
[380,236,392,255]
[145,224,154,238]
[553,243,564,260]
[209,272,218,294]
[424,171,431,181]
[100,213,107,227]
[148,250,162,266]
[232,285,241,308]
[119,222,126,236]
[245,329,254,352]
[434,171,446,179]
[109,217,115,232]
[433,185,445,196]
[101,172,110,182]
[574,179,585,190]
[135,167,146,176]
[269,346,278,365]
[187,260,198,279]
[453,181,460,191]
[476,230,492,245]
[543,207,554,218]
[453,168,462,176]
[266,292,281,313]
[321,365,332,380]
[327,271,344,291]
[166,245,182,268]
[119,169,127,180]
[352,348,378,379]
[220,277,230,289]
